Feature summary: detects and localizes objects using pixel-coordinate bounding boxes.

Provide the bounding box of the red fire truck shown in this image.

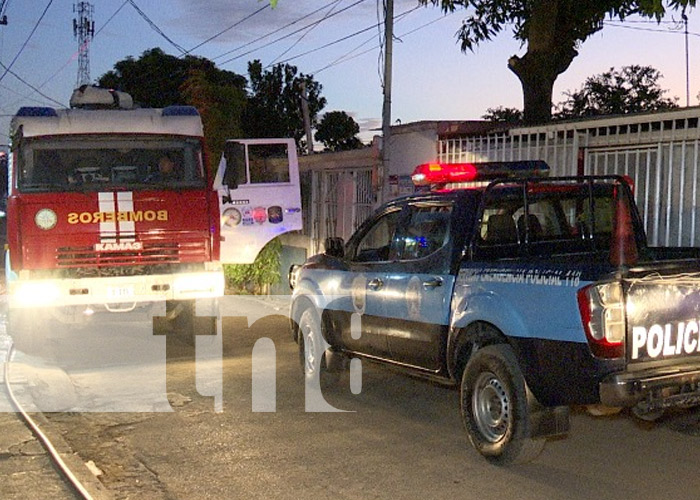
[6,86,224,352]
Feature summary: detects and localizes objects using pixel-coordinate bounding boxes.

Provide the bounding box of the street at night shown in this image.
[2,296,700,499]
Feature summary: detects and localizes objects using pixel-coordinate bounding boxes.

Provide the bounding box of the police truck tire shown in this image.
[297,307,340,388]
[461,344,545,465]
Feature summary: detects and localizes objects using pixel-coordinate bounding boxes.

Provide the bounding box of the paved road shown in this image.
[4,295,700,499]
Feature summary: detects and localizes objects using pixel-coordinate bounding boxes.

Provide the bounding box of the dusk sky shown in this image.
[1,0,698,144]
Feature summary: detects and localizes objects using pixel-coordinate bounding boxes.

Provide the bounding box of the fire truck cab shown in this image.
[6,86,224,353]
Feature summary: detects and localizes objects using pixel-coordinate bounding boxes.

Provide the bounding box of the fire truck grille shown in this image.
[55,240,209,277]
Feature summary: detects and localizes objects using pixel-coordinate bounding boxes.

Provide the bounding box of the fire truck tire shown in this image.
[164,299,216,345]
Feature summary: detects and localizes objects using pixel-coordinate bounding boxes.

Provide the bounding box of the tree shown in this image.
[181,68,246,173]
[243,60,326,152]
[481,106,523,124]
[555,65,679,119]
[315,111,364,151]
[98,48,246,108]
[421,0,694,124]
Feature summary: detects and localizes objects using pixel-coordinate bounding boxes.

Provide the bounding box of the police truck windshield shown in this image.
[16,135,205,192]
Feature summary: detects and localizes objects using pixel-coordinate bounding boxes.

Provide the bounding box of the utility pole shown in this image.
[379,0,393,204]
[73,2,95,88]
[301,81,314,154]
[683,11,690,107]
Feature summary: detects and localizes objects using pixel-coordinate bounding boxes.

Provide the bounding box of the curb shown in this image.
[30,411,114,500]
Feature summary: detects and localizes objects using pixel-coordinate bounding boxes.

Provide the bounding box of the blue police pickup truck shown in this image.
[289,161,700,464]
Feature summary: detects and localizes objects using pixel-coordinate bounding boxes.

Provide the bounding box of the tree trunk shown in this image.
[508,53,559,124]
[507,0,577,124]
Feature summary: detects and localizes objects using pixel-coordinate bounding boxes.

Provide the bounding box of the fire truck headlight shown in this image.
[15,282,61,307]
[174,273,225,296]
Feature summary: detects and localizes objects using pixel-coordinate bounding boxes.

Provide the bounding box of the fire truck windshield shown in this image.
[16,135,206,192]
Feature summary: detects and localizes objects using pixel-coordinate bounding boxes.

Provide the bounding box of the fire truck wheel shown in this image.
[164,299,216,345]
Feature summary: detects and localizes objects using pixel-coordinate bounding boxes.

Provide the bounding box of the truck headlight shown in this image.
[14,281,60,307]
[174,272,224,296]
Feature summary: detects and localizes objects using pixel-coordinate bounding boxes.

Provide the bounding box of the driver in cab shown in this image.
[146,154,179,182]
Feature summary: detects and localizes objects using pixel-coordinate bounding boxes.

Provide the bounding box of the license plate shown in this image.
[107,285,134,299]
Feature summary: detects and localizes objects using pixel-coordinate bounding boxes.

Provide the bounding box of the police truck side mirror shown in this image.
[324,237,345,258]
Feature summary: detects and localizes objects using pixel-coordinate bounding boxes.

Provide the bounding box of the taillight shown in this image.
[577,282,625,358]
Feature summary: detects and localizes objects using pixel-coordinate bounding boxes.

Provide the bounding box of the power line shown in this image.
[183,3,270,56]
[272,20,379,67]
[95,0,128,38]
[273,0,426,79]
[0,0,128,116]
[0,60,65,107]
[126,0,187,55]
[217,0,370,67]
[376,0,385,87]
[273,3,422,71]
[211,3,346,62]
[603,20,700,37]
[0,0,10,24]
[0,82,52,106]
[266,0,343,68]
[0,0,54,86]
[313,10,450,75]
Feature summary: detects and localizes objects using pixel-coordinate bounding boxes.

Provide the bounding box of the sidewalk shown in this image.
[0,331,112,500]
[0,293,290,500]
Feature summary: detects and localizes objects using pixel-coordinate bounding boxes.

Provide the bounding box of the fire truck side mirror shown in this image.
[0,152,6,202]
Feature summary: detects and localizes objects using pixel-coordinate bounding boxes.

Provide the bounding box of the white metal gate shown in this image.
[308,168,373,254]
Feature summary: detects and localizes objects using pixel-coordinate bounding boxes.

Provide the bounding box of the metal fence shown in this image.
[438,108,700,247]
[308,168,373,254]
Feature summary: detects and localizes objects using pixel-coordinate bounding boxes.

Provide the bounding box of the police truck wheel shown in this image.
[297,307,339,388]
[461,344,545,465]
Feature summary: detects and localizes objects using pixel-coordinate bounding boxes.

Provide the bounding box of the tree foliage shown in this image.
[420,0,694,124]
[484,65,679,123]
[481,106,523,124]
[555,65,679,119]
[98,48,246,172]
[315,111,363,151]
[243,60,326,152]
[180,68,245,173]
[98,48,246,108]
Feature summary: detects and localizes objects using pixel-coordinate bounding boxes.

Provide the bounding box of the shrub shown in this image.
[224,237,282,294]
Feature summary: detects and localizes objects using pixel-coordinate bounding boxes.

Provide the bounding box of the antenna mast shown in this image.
[73,2,95,87]
[0,0,8,25]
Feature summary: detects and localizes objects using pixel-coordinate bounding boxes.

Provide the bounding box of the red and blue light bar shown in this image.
[411,160,550,187]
